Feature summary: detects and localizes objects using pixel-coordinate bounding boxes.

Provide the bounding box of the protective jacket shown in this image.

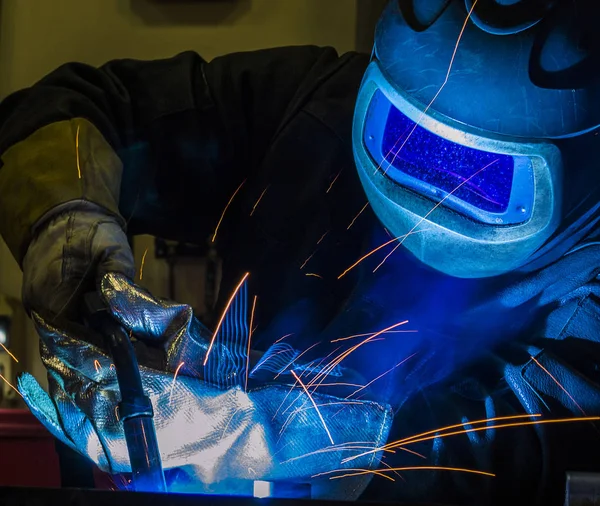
[1,47,599,506]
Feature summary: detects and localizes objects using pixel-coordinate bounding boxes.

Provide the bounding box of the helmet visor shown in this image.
[364,88,536,225]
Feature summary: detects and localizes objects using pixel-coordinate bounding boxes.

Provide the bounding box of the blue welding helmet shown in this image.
[353,0,600,278]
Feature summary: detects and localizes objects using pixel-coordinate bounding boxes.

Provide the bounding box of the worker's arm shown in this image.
[363,294,600,505]
[0,47,352,261]
[0,47,356,319]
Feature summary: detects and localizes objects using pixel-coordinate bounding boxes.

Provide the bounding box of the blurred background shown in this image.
[0,0,386,406]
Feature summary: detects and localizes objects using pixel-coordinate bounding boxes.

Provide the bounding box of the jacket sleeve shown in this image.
[363,294,600,506]
[0,46,349,264]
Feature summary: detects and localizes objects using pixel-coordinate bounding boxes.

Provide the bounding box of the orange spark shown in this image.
[169,361,185,406]
[348,202,370,230]
[0,373,22,398]
[0,343,18,363]
[110,363,115,371]
[313,468,395,482]
[326,171,342,193]
[345,415,600,464]
[530,355,586,415]
[379,459,405,480]
[300,250,317,270]
[203,272,250,366]
[246,296,258,392]
[309,321,409,389]
[281,443,389,464]
[250,186,269,216]
[139,248,149,281]
[305,273,323,279]
[348,353,417,398]
[343,414,541,463]
[115,405,120,421]
[94,359,102,373]
[325,466,495,481]
[212,179,246,243]
[338,230,429,279]
[280,401,365,437]
[75,125,82,179]
[317,231,329,245]
[313,382,365,388]
[380,0,481,178]
[275,333,294,344]
[373,158,499,273]
[291,370,334,445]
[331,329,417,343]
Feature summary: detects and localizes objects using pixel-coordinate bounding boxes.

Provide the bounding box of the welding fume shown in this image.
[0,0,599,504]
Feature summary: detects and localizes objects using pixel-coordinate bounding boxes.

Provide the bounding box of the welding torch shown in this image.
[84,292,166,493]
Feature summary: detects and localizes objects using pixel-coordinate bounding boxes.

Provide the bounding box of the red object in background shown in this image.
[0,409,61,487]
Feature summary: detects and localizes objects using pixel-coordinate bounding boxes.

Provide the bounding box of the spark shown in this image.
[110,363,115,371]
[306,273,323,279]
[326,171,342,193]
[291,370,334,445]
[348,202,370,230]
[274,341,321,379]
[380,459,405,480]
[397,447,426,459]
[379,0,480,178]
[203,272,250,366]
[94,359,102,373]
[313,382,365,388]
[115,405,120,421]
[309,320,409,388]
[343,414,542,463]
[316,231,329,245]
[0,373,22,398]
[139,248,149,281]
[345,415,600,464]
[252,347,296,374]
[75,125,82,179]
[169,361,185,406]
[331,329,417,343]
[273,361,314,420]
[220,407,243,443]
[338,230,429,279]
[282,443,388,464]
[250,186,269,216]
[212,179,246,243]
[313,468,395,482]
[300,250,317,270]
[275,333,294,343]
[373,159,499,273]
[0,343,18,363]
[324,466,495,481]
[530,355,586,415]
[246,296,258,392]
[347,353,417,399]
[280,401,364,437]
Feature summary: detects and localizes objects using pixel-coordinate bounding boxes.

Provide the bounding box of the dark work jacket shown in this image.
[1,47,600,506]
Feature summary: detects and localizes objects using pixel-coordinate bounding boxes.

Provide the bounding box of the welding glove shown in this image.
[22,202,135,322]
[18,273,393,499]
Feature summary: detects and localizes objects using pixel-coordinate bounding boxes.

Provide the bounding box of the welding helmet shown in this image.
[353,0,600,278]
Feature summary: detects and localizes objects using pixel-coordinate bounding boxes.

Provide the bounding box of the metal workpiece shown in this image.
[565,472,600,506]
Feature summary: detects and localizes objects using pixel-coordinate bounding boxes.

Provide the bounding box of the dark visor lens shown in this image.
[366,90,521,215]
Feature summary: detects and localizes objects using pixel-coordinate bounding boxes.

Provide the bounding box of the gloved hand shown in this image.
[22,202,135,322]
[18,273,393,499]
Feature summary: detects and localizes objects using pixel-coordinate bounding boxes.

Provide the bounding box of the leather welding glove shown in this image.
[0,119,134,323]
[22,203,135,322]
[17,273,393,499]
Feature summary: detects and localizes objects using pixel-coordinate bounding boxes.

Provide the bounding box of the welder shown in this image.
[1,0,600,504]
